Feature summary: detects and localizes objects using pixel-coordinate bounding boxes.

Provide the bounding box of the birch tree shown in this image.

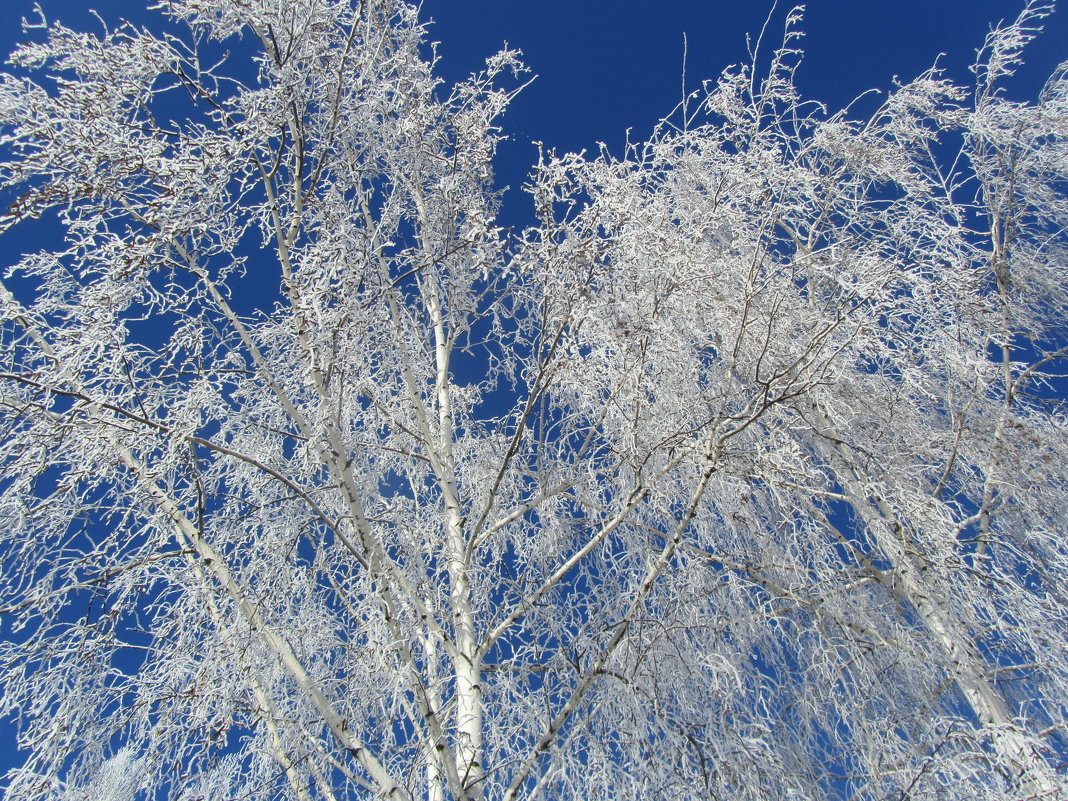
[0,1,1066,799]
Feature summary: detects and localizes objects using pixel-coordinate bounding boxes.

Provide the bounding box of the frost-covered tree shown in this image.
[1,1,1066,799]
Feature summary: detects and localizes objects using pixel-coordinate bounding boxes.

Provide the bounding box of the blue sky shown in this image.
[0,0,1064,790]
[422,0,1067,226]
[2,0,1065,228]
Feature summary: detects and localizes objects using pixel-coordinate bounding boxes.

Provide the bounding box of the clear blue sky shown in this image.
[0,0,1064,788]
[421,0,1067,226]
[2,0,1065,227]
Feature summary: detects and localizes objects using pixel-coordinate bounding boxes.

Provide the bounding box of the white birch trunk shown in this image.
[809,403,1060,797]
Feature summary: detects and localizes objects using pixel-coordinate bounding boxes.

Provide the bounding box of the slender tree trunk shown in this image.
[808,403,1059,797]
[426,277,484,797]
[424,635,445,801]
